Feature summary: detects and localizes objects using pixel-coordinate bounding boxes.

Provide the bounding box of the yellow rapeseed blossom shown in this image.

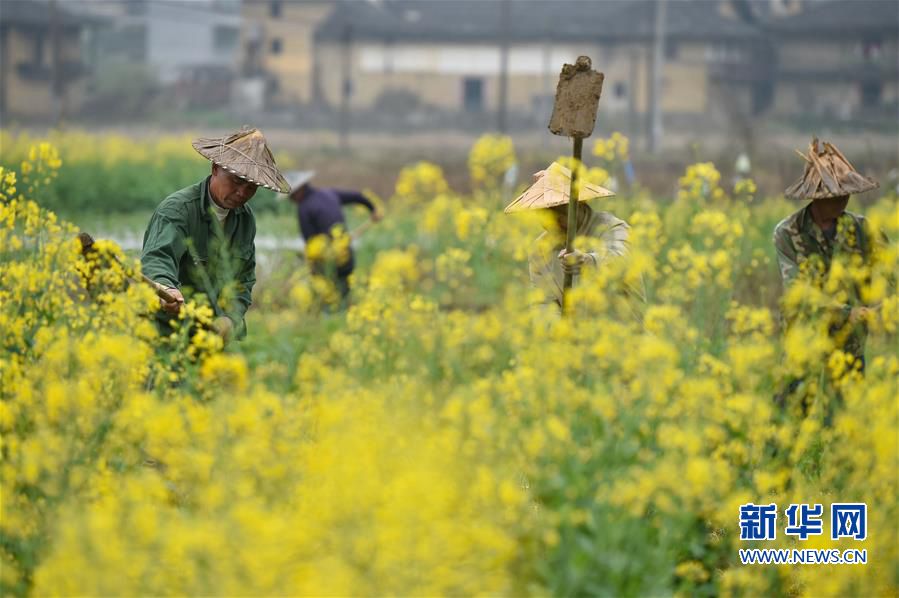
[1,136,896,597]
[468,133,516,188]
[678,161,725,202]
[592,131,630,164]
[394,160,450,204]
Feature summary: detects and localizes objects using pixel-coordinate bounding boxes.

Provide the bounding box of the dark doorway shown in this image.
[860,80,882,109]
[463,77,483,112]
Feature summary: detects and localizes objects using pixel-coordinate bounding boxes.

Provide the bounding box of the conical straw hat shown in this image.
[784,137,879,200]
[277,170,317,200]
[192,126,290,193]
[504,161,614,213]
[285,170,316,192]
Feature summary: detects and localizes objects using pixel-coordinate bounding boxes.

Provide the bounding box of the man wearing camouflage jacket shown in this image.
[773,138,882,366]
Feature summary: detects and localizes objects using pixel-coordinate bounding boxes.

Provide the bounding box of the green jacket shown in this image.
[773,203,875,360]
[141,176,256,339]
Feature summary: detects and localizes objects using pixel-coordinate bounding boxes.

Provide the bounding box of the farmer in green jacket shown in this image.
[773,137,882,369]
[141,127,289,341]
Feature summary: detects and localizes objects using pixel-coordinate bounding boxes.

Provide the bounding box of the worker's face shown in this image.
[813,194,850,220]
[289,185,308,203]
[551,205,569,233]
[210,163,259,209]
[549,203,587,234]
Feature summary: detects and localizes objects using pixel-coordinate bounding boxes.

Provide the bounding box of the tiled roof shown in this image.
[0,0,104,28]
[765,0,899,36]
[315,0,762,43]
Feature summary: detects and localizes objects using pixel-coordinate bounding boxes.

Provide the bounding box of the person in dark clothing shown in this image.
[285,171,381,300]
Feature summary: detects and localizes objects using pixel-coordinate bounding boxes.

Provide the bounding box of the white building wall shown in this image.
[147,1,240,83]
[359,43,586,76]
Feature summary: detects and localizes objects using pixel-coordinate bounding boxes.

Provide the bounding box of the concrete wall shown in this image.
[146,1,241,84]
[772,80,855,118]
[323,41,593,112]
[314,39,716,119]
[241,0,332,105]
[778,39,899,72]
[1,27,86,119]
[773,39,899,116]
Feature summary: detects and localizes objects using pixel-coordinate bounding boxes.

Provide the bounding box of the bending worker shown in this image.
[141,126,289,341]
[285,170,382,300]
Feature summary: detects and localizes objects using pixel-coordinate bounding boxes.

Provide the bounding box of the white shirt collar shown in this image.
[210,199,230,223]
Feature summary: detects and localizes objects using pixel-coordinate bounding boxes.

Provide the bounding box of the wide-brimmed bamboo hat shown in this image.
[504,161,614,213]
[192,126,290,193]
[784,137,879,200]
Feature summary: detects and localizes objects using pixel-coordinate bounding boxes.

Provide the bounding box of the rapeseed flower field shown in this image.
[0,132,896,596]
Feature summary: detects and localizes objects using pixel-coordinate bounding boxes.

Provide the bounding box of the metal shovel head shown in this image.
[548,55,604,139]
[78,232,95,253]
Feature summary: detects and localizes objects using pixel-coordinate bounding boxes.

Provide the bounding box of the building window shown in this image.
[32,32,46,66]
[614,82,627,99]
[860,80,882,108]
[270,1,282,18]
[123,24,147,62]
[463,77,483,112]
[861,37,882,61]
[665,39,678,60]
[706,42,742,63]
[271,38,283,54]
[126,0,147,16]
[383,38,394,74]
[213,26,239,53]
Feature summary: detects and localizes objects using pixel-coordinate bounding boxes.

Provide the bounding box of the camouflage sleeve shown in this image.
[861,215,896,302]
[774,222,853,327]
[773,225,799,287]
[861,214,892,259]
[528,244,561,308]
[588,220,630,262]
[594,222,648,304]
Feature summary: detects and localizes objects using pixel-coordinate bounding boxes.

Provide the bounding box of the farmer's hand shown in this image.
[212,316,234,342]
[558,248,593,276]
[160,287,184,314]
[849,306,874,324]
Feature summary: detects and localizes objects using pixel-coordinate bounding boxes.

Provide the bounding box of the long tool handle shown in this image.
[80,231,178,304]
[114,253,178,303]
[562,136,583,307]
[140,272,178,303]
[351,219,374,240]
